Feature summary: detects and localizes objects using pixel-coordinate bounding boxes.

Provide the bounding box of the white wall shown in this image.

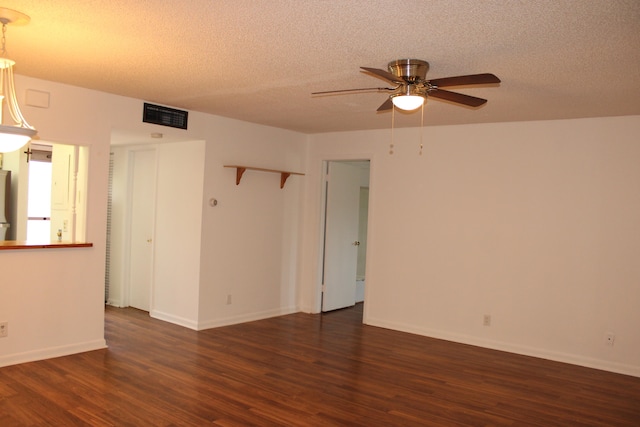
[0,76,115,366]
[302,115,640,377]
[3,71,638,379]
[108,123,306,332]
[0,74,307,367]
[197,118,306,328]
[152,140,205,328]
[108,140,206,329]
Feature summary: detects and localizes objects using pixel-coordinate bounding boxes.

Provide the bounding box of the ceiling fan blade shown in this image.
[429,89,487,107]
[312,87,393,95]
[429,73,501,88]
[376,97,393,111]
[361,67,405,84]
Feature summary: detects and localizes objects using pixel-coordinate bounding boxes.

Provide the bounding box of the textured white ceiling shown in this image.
[2,0,640,134]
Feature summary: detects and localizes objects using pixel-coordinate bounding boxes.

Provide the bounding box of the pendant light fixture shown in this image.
[0,7,36,153]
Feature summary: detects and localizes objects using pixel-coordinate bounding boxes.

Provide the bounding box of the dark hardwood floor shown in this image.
[1,304,639,426]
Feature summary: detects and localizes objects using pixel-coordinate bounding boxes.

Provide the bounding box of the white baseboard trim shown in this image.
[106,299,123,308]
[0,339,107,368]
[150,310,199,330]
[365,317,640,378]
[197,306,299,331]
[297,305,316,314]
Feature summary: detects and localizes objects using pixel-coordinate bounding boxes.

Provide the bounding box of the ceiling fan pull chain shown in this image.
[419,103,424,156]
[389,106,395,155]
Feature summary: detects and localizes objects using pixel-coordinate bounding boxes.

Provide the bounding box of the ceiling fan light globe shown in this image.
[392,95,424,111]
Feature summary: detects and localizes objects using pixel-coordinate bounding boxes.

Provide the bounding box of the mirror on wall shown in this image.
[0,142,88,243]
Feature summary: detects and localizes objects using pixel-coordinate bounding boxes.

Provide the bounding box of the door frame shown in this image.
[317,157,373,317]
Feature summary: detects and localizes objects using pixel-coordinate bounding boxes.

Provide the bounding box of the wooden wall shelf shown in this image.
[224,165,304,189]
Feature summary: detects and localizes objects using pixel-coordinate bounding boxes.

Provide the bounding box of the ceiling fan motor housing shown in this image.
[388,59,429,82]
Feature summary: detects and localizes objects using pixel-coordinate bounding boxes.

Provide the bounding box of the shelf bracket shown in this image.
[280,172,291,189]
[235,167,246,185]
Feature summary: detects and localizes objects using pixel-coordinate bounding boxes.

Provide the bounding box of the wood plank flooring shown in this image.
[1,304,639,426]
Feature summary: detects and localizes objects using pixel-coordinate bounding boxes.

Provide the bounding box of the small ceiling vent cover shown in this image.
[143,103,188,129]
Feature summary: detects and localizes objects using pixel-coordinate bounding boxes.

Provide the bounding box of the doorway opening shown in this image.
[105,143,157,312]
[320,160,371,314]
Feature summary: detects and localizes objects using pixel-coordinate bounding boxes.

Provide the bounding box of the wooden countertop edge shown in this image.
[0,241,94,250]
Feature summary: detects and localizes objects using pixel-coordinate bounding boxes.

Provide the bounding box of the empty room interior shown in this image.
[1,1,639,425]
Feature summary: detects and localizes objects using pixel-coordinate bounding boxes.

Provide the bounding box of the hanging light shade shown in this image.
[392,95,425,111]
[0,8,36,154]
[391,84,426,111]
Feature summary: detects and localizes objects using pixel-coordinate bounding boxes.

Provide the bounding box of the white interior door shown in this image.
[322,161,361,312]
[128,149,156,311]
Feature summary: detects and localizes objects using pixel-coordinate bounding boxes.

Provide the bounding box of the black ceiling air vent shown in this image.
[143,103,188,130]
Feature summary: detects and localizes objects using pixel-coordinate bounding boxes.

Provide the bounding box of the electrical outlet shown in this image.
[63,219,69,232]
[0,321,8,338]
[605,332,615,346]
[226,294,232,305]
[483,314,491,327]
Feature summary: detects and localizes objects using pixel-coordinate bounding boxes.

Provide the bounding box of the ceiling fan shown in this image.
[312,59,500,112]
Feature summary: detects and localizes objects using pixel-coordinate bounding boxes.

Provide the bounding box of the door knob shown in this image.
[353,241,360,246]
[146,238,152,243]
